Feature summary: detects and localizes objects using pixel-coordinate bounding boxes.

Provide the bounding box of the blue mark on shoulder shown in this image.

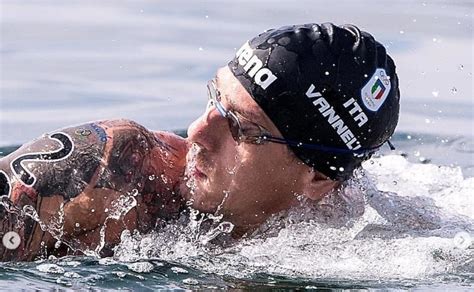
[90,123,108,142]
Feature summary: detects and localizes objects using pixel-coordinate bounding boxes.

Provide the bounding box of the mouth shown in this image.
[185,143,209,181]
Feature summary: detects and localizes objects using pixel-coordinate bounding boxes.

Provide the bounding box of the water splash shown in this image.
[105,189,139,222]
[111,154,473,283]
[182,143,200,196]
[0,186,143,258]
[199,221,234,245]
[93,188,140,255]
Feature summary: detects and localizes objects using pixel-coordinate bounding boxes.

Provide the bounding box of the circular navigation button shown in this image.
[2,231,21,250]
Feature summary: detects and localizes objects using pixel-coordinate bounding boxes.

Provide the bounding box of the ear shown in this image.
[301,170,339,201]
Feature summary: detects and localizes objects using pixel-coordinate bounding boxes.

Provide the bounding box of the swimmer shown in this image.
[178,23,400,237]
[0,22,400,260]
[0,119,186,260]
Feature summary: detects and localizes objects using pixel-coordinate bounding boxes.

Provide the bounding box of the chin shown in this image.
[178,175,225,213]
[192,190,224,213]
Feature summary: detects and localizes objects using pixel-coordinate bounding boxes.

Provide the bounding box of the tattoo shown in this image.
[6,123,108,200]
[0,171,11,198]
[0,123,108,260]
[0,119,185,260]
[11,133,74,187]
[0,190,38,261]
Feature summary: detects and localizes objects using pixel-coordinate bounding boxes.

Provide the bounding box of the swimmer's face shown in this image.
[180,66,313,229]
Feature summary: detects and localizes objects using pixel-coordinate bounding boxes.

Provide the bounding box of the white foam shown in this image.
[112,155,473,282]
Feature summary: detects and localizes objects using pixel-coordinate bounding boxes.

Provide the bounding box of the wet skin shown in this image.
[179,67,338,236]
[0,119,186,261]
[0,69,339,261]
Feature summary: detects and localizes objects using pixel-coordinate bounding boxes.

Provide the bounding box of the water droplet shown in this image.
[218,221,234,233]
[399,30,405,34]
[183,278,199,285]
[432,91,439,97]
[75,223,80,228]
[393,181,398,185]
[127,262,154,273]
[407,135,412,140]
[160,174,169,183]
[425,118,431,124]
[130,189,139,197]
[325,71,330,76]
[171,267,188,274]
[190,209,200,216]
[451,87,458,95]
[419,156,430,163]
[458,64,464,70]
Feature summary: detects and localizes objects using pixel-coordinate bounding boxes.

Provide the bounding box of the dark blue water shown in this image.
[0,257,471,290]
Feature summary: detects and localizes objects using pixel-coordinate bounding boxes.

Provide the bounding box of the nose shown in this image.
[187,106,228,151]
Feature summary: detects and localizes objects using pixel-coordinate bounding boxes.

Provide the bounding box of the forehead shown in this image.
[214,66,275,128]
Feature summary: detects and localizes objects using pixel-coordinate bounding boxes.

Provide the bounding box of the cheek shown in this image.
[211,155,242,198]
[230,149,274,186]
[191,143,240,203]
[240,147,296,184]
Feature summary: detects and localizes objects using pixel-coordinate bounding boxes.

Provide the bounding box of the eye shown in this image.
[244,135,267,145]
[240,125,269,145]
[240,125,262,136]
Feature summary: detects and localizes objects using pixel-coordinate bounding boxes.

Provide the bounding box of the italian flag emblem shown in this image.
[371,79,386,100]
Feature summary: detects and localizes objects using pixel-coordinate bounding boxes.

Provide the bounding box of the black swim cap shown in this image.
[228,23,400,180]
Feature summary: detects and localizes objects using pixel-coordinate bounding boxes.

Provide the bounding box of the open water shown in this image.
[0,0,473,290]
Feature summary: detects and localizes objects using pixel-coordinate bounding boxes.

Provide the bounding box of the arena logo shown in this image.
[306,84,361,151]
[361,68,391,111]
[235,42,277,90]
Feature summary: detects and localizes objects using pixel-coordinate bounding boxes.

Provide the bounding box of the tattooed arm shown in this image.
[0,119,186,261]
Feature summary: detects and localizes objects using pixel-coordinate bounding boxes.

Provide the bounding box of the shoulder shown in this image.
[0,119,153,201]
